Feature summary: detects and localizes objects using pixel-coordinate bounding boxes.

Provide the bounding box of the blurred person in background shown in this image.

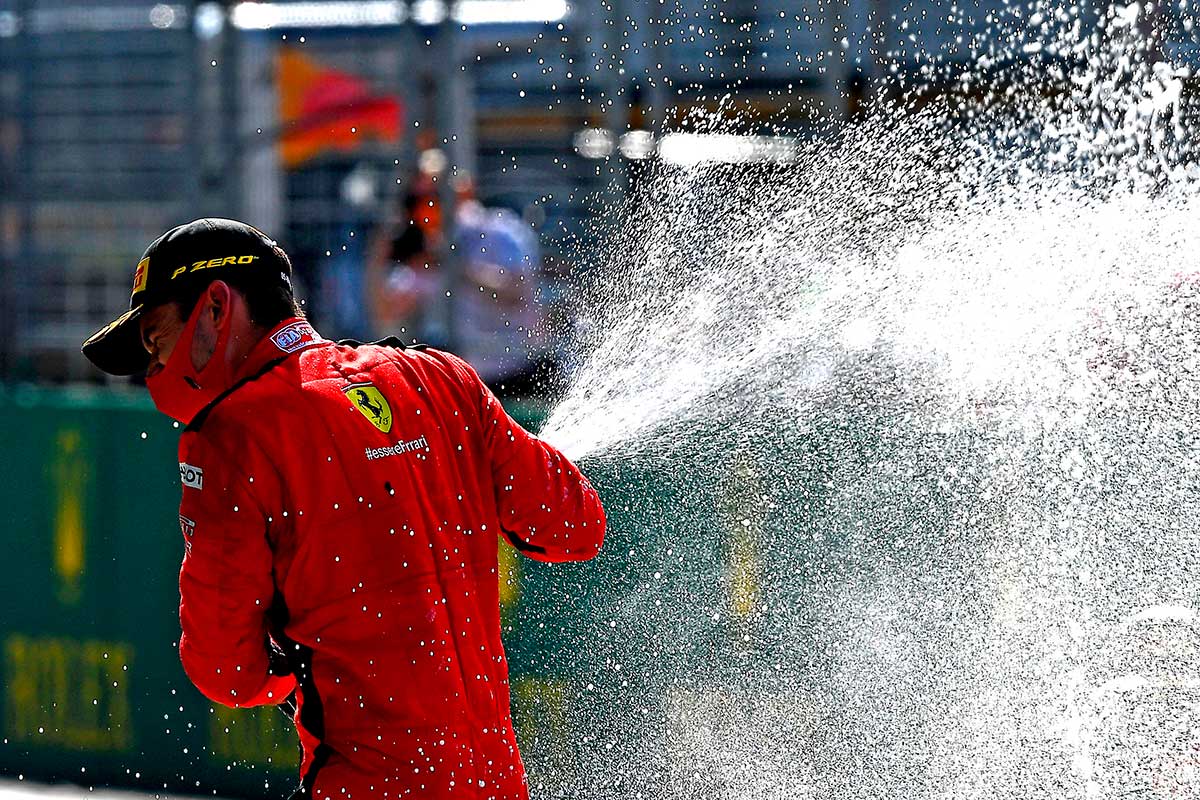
[366,190,440,343]
[368,170,554,398]
[450,175,551,397]
[316,163,390,342]
[80,218,606,800]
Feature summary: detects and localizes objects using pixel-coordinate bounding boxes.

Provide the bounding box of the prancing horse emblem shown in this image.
[343,383,393,434]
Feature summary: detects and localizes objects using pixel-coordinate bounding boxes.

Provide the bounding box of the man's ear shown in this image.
[206,281,233,326]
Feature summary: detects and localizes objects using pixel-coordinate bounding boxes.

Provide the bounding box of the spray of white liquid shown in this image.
[534,3,1200,799]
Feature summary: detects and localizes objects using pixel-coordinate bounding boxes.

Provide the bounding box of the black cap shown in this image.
[82,218,293,375]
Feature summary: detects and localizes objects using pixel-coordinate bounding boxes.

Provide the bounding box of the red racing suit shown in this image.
[174,319,605,800]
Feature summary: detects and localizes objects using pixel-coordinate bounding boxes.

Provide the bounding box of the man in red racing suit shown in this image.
[81,218,606,800]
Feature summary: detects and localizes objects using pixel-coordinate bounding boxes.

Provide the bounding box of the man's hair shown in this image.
[171,246,301,328]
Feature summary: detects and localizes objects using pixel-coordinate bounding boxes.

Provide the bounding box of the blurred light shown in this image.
[411,0,446,26]
[149,3,176,29]
[574,128,614,159]
[230,1,405,30]
[26,4,188,33]
[228,0,569,30]
[341,164,379,208]
[418,148,448,175]
[193,2,226,38]
[618,130,655,160]
[0,11,18,37]
[455,0,569,25]
[657,133,799,166]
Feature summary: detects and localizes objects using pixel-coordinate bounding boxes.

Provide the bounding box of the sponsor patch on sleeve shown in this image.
[270,321,321,354]
[179,462,204,490]
[179,515,195,553]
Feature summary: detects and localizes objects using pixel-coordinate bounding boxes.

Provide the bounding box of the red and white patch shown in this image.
[270,321,320,353]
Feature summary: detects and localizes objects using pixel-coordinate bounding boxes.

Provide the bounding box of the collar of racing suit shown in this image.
[185,317,327,431]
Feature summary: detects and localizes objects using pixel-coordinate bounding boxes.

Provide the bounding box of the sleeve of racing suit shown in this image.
[176,430,296,708]
[451,355,606,562]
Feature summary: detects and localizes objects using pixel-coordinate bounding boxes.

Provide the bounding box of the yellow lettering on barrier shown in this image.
[510,676,571,765]
[3,634,133,751]
[498,535,521,615]
[210,704,299,769]
[52,428,87,606]
[721,458,763,622]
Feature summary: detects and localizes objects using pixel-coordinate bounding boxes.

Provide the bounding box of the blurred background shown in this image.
[2,1,1200,798]
[10,0,1182,394]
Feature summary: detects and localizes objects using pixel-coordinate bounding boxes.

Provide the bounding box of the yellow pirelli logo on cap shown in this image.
[132,258,150,294]
[171,254,259,280]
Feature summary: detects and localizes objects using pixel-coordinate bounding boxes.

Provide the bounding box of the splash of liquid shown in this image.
[533,3,1200,799]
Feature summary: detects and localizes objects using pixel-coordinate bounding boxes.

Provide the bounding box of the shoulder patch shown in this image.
[179,462,204,490]
[271,320,321,353]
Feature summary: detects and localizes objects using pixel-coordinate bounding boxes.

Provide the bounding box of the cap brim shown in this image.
[82,305,150,376]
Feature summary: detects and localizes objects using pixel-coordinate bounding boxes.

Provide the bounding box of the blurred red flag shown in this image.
[277,47,403,168]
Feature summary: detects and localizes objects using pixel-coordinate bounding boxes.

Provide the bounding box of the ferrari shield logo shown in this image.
[344,383,393,433]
